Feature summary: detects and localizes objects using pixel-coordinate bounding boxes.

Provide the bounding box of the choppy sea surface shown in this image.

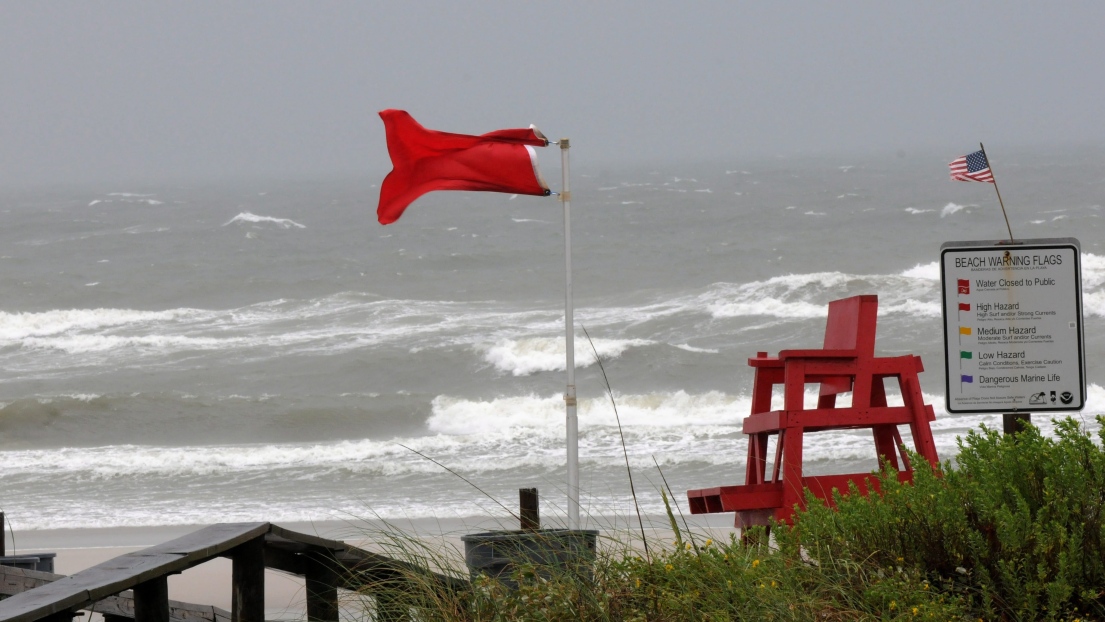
[2,146,1104,531]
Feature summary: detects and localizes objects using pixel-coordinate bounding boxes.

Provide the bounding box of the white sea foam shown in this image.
[90,194,163,206]
[482,337,653,376]
[222,211,306,229]
[10,385,1100,483]
[699,271,943,320]
[941,202,972,217]
[0,265,952,366]
[674,344,719,354]
[6,384,1104,530]
[1081,253,1105,289]
[0,308,194,341]
[904,208,934,215]
[22,334,233,354]
[900,261,939,280]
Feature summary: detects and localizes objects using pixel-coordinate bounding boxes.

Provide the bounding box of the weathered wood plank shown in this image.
[0,565,229,622]
[132,577,169,622]
[229,538,264,622]
[142,524,271,561]
[304,558,339,622]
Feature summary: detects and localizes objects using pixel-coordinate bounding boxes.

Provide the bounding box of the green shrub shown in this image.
[783,416,1105,621]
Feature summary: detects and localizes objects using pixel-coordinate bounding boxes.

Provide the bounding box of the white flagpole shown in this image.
[560,138,580,530]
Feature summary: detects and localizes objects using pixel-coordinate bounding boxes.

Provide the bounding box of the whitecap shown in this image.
[222,211,306,229]
[941,202,971,217]
[482,336,653,376]
[674,344,719,354]
[904,208,934,215]
[900,262,940,280]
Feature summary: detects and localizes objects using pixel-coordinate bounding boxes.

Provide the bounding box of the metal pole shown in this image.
[560,138,580,530]
[980,142,1014,244]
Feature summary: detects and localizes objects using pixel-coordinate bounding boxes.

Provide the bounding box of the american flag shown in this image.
[949,149,994,183]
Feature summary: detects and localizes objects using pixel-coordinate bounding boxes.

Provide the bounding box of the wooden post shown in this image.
[1003,412,1031,436]
[520,488,540,531]
[231,537,265,622]
[133,576,170,622]
[304,558,339,622]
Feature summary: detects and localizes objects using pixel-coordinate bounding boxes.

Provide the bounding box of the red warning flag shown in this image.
[376,110,550,224]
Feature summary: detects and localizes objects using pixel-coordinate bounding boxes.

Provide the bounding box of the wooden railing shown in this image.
[0,523,464,622]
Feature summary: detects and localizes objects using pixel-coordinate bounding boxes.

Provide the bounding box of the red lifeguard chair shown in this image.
[687,295,939,529]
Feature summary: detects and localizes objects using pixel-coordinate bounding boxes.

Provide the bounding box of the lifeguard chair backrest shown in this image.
[822,295,879,356]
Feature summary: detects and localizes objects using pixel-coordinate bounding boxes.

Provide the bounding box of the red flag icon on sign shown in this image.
[376,109,551,224]
[958,303,970,312]
[957,279,970,295]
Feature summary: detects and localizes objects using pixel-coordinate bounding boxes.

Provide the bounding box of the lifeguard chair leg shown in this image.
[872,425,901,470]
[776,425,805,523]
[901,372,939,467]
[745,432,770,486]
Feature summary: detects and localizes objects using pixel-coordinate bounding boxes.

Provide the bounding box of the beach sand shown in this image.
[9,515,738,619]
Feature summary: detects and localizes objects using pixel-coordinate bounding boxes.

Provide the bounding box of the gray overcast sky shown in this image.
[2,2,1103,184]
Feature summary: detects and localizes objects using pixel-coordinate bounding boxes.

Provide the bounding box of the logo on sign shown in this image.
[1060,391,1074,405]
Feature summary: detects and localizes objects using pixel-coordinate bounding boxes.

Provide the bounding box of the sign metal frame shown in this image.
[940,238,1085,414]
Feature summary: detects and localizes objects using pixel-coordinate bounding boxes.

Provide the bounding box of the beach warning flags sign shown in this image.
[376,110,551,224]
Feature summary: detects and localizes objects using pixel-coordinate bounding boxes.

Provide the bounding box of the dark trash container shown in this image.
[0,553,56,573]
[461,529,598,588]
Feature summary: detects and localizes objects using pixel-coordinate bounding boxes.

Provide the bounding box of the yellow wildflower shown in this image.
[752,559,760,568]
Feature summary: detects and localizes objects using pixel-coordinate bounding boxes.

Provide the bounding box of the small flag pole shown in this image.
[979,142,1014,243]
[560,138,580,530]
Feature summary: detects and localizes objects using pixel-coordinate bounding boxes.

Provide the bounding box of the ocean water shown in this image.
[2,146,1105,531]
